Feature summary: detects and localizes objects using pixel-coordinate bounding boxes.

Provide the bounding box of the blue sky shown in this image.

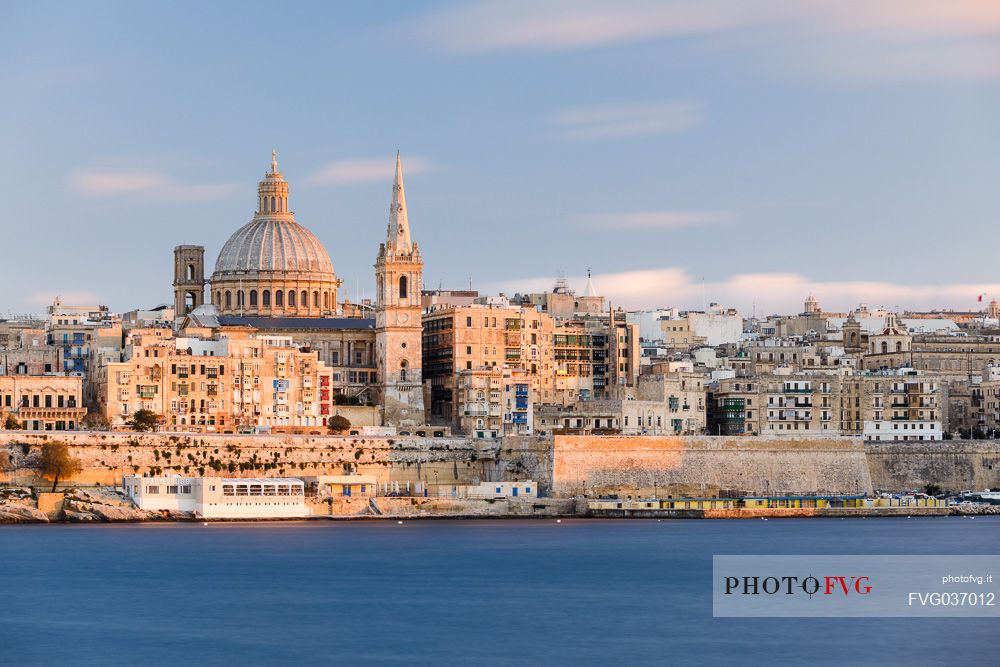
[3,1,999,316]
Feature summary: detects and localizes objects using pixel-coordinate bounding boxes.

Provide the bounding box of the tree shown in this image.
[127,409,160,432]
[39,441,82,492]
[81,411,111,431]
[3,415,21,430]
[327,415,351,434]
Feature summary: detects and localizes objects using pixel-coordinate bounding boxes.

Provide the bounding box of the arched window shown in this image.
[270,196,275,212]
[896,341,903,352]
[313,291,319,308]
[187,264,195,281]
[275,290,283,306]
[262,290,270,307]
[323,291,329,310]
[288,290,296,307]
[400,359,408,383]
[881,342,888,354]
[249,290,258,307]
[237,290,245,307]
[399,275,408,299]
[301,290,308,308]
[225,291,232,309]
[215,291,221,306]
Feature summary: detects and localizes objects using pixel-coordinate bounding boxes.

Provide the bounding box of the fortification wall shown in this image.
[552,435,873,498]
[864,441,1000,492]
[4,432,998,498]
[0,431,548,491]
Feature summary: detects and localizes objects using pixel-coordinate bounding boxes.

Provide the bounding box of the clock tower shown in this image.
[375,152,426,426]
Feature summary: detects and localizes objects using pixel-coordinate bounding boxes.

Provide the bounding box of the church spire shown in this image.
[584,268,598,297]
[387,151,411,254]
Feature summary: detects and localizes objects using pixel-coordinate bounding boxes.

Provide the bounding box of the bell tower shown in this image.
[375,152,425,426]
[173,245,206,317]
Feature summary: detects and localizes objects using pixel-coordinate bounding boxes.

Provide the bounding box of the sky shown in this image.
[2,1,999,317]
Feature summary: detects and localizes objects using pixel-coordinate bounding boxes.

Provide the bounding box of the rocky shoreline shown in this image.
[0,487,195,524]
[3,485,1000,524]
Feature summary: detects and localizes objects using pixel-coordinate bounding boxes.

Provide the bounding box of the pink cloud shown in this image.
[487,267,1000,314]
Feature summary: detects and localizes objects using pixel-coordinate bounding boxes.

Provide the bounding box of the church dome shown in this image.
[209,151,342,318]
[211,150,335,279]
[213,218,333,276]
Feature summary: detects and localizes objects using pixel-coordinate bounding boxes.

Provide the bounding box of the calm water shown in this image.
[2,517,998,666]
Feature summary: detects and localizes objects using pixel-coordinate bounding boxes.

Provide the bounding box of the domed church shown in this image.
[210,151,342,317]
[172,151,425,426]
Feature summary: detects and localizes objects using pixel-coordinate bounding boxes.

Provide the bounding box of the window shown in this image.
[249,290,258,306]
[225,291,232,308]
[288,290,296,307]
[399,275,408,299]
[275,290,283,306]
[301,290,308,307]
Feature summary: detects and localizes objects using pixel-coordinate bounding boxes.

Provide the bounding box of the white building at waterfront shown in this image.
[123,475,310,519]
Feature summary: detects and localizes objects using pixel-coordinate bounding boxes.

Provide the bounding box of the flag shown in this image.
[978,294,984,302]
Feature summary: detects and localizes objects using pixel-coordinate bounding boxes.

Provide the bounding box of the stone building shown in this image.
[534,370,705,436]
[46,299,114,375]
[0,318,46,351]
[515,273,606,320]
[99,327,336,432]
[453,366,533,437]
[0,328,57,375]
[553,310,641,403]
[172,151,425,427]
[374,154,426,426]
[707,369,944,441]
[0,374,85,431]
[423,303,555,421]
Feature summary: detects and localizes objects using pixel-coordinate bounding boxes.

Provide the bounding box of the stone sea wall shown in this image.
[2,432,999,498]
[864,441,1000,492]
[552,435,873,497]
[0,431,549,492]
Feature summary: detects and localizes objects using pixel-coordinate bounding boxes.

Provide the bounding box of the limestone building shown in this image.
[374,154,426,426]
[707,369,944,441]
[0,374,85,431]
[172,151,425,427]
[99,327,337,432]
